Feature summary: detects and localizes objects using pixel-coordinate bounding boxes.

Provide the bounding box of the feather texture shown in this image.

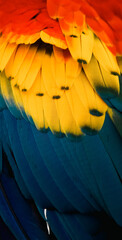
[0,0,122,239]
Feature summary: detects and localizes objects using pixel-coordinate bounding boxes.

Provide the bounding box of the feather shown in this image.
[0,0,122,239]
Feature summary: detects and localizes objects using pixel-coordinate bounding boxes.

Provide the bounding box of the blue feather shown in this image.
[1,108,122,239]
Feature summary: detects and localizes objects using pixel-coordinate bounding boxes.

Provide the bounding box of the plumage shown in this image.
[0,0,122,239]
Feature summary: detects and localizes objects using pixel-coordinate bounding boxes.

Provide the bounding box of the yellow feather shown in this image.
[67,84,105,134]
[19,90,31,123]
[10,78,27,119]
[40,31,67,49]
[81,28,94,64]
[25,70,48,130]
[65,86,89,129]
[83,55,120,98]
[16,33,40,44]
[65,28,94,63]
[65,56,81,86]
[19,48,45,91]
[16,45,37,86]
[99,66,120,97]
[5,44,30,78]
[53,46,81,90]
[0,72,21,118]
[43,95,61,134]
[93,37,120,74]
[56,93,82,137]
[74,71,107,115]
[52,49,66,89]
[42,51,63,97]
[117,56,122,73]
[65,35,82,61]
[0,41,8,60]
[0,43,17,71]
[0,72,10,102]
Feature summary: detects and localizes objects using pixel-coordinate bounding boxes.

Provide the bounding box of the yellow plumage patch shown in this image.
[0,28,121,138]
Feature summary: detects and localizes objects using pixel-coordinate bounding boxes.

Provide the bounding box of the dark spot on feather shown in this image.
[96,86,119,98]
[14,84,19,89]
[77,59,87,64]
[32,39,43,49]
[40,127,49,133]
[8,76,14,81]
[30,12,40,20]
[90,109,103,117]
[111,71,119,76]
[82,32,85,34]
[61,86,65,90]
[45,45,53,55]
[52,95,61,99]
[31,39,53,52]
[61,86,69,90]
[67,133,83,141]
[22,88,27,92]
[81,126,98,135]
[70,35,77,38]
[36,93,44,96]
[53,131,65,138]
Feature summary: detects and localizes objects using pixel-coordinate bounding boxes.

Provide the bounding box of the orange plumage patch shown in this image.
[0,0,121,54]
[47,0,122,54]
[0,0,121,137]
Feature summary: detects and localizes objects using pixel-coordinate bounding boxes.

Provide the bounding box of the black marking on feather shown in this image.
[31,38,44,48]
[45,44,53,55]
[53,131,65,138]
[22,88,27,92]
[96,86,118,98]
[77,59,87,64]
[55,18,59,22]
[82,32,85,34]
[66,133,83,141]
[36,93,44,96]
[70,35,77,38]
[14,84,19,89]
[111,71,119,76]
[81,126,98,135]
[30,11,40,20]
[90,109,103,117]
[8,76,14,81]
[61,86,69,90]
[52,95,61,99]
[40,127,49,133]
[33,38,53,53]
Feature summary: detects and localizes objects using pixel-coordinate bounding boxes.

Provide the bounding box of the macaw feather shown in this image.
[0,39,111,137]
[0,1,122,239]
